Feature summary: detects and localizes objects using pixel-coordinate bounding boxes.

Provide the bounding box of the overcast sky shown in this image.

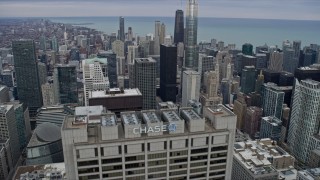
[0,0,320,20]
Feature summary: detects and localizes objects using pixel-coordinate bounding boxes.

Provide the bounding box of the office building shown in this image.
[127,27,133,41]
[255,53,267,70]
[294,64,320,82]
[269,50,283,72]
[283,48,296,73]
[0,139,12,180]
[174,10,184,44]
[0,69,14,87]
[279,72,294,86]
[232,139,296,180]
[233,92,248,130]
[198,54,214,81]
[185,0,199,69]
[98,51,118,88]
[12,40,43,115]
[112,40,125,57]
[0,105,20,167]
[82,57,109,106]
[40,34,46,51]
[51,35,59,52]
[297,168,320,180]
[241,66,257,94]
[154,21,161,55]
[160,44,177,102]
[260,116,282,141]
[26,123,64,165]
[119,17,125,41]
[134,58,156,109]
[262,83,285,119]
[182,70,200,107]
[242,43,253,56]
[62,104,236,179]
[54,64,78,104]
[127,45,139,64]
[263,69,281,84]
[244,106,263,139]
[287,79,320,163]
[0,86,9,103]
[88,88,143,113]
[237,55,257,74]
[41,83,58,106]
[200,68,223,108]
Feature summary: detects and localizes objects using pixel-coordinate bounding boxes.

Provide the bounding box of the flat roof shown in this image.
[90,88,141,98]
[142,111,161,124]
[181,109,202,121]
[75,106,104,116]
[162,110,182,122]
[121,112,140,125]
[101,114,117,127]
[13,163,66,180]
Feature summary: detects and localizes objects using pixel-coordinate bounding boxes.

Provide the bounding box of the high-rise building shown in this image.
[292,40,301,66]
[134,58,156,109]
[182,70,200,107]
[160,23,166,45]
[119,16,125,41]
[287,79,320,163]
[112,40,124,57]
[41,83,58,106]
[233,92,248,130]
[62,105,236,180]
[198,53,214,81]
[0,105,20,167]
[127,27,133,41]
[0,139,12,180]
[51,35,58,52]
[260,116,282,141]
[283,48,295,73]
[262,83,285,119]
[160,44,177,102]
[127,45,139,64]
[12,40,43,115]
[279,72,294,86]
[98,51,118,88]
[242,43,253,56]
[263,69,281,84]
[294,64,320,82]
[269,50,283,72]
[185,0,199,69]
[174,10,184,44]
[255,53,267,70]
[40,34,46,51]
[240,66,257,94]
[244,106,263,139]
[154,21,161,55]
[82,57,109,106]
[53,64,78,104]
[200,69,223,108]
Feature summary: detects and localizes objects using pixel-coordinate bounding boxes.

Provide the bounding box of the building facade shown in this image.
[174,10,184,44]
[62,105,236,180]
[182,70,200,107]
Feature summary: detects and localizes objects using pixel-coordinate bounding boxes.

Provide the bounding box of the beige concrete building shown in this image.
[62,105,236,180]
[232,139,297,180]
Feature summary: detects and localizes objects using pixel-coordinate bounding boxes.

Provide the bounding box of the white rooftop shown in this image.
[181,109,202,121]
[142,111,161,124]
[121,112,140,125]
[162,110,182,123]
[101,114,117,127]
[75,106,104,116]
[90,88,141,98]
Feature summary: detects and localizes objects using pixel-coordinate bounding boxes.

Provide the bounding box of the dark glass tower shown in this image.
[54,65,78,104]
[97,52,118,88]
[241,66,257,94]
[160,44,177,102]
[185,0,198,69]
[12,40,43,115]
[242,43,253,56]
[119,16,125,41]
[174,10,184,44]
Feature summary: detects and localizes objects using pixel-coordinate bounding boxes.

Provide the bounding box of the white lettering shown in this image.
[154,126,161,132]
[140,126,147,133]
[147,126,154,133]
[162,125,167,132]
[133,128,139,134]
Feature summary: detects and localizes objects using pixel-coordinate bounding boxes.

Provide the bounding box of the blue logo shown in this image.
[168,124,177,132]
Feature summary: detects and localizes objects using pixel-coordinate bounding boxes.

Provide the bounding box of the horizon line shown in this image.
[1,15,320,22]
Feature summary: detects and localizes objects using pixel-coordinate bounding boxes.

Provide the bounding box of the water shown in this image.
[49,16,320,48]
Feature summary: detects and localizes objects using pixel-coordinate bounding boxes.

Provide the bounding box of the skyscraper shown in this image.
[127,27,133,41]
[185,0,198,69]
[287,79,320,163]
[182,70,200,107]
[53,64,78,104]
[98,51,118,88]
[39,34,46,51]
[51,35,58,52]
[12,40,43,115]
[262,83,285,119]
[119,16,125,41]
[240,66,257,94]
[242,43,253,56]
[154,21,161,55]
[174,10,184,44]
[269,50,284,72]
[134,58,156,109]
[160,44,177,102]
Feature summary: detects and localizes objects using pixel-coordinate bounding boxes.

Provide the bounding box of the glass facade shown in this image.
[54,65,78,104]
[185,0,198,69]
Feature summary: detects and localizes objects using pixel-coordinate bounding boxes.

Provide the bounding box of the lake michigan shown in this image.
[49,16,320,48]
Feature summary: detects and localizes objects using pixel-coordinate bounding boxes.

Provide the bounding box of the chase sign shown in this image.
[133,124,177,134]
